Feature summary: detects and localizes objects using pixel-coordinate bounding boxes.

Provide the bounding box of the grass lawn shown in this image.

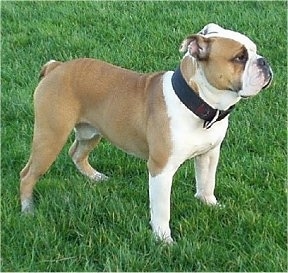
[1,1,287,272]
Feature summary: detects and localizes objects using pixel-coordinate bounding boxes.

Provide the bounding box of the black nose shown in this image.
[257,57,268,67]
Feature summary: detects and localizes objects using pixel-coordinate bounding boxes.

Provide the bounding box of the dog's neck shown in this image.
[172,65,235,129]
[180,56,241,111]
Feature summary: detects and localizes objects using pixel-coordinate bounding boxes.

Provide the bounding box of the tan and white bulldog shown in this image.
[20,23,273,243]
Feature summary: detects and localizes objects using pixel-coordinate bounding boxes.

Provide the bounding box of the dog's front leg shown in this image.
[149,171,174,243]
[194,144,221,205]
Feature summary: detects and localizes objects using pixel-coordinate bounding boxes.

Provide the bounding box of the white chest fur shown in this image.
[162,71,228,166]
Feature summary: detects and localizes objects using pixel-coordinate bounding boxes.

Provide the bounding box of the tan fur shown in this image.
[20,58,171,208]
[200,38,246,91]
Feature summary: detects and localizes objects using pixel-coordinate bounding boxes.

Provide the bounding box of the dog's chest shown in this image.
[163,72,228,161]
[170,119,227,160]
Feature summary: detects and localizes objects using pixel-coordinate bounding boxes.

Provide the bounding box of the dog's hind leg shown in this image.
[20,123,73,214]
[20,87,78,213]
[68,123,108,181]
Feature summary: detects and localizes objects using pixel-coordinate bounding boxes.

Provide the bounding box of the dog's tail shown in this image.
[39,60,63,80]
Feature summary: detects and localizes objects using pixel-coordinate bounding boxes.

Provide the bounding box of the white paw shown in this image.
[91,171,109,182]
[160,235,174,245]
[153,232,174,244]
[150,222,174,244]
[21,198,34,214]
[195,193,218,205]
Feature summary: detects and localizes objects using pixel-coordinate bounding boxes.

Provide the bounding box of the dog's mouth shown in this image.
[238,66,273,99]
[262,72,273,89]
[240,95,250,99]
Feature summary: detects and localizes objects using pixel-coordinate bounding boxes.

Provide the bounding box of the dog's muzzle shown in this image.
[257,57,273,89]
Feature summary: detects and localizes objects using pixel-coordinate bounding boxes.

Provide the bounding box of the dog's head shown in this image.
[180,23,273,98]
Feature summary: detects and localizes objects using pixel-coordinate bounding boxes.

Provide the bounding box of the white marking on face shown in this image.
[240,55,269,97]
[200,23,257,52]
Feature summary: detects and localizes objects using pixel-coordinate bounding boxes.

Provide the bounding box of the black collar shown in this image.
[171,67,235,129]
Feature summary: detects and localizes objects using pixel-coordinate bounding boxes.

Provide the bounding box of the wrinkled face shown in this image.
[180,23,273,98]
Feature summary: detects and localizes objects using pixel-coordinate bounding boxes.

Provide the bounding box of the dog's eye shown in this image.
[233,53,248,63]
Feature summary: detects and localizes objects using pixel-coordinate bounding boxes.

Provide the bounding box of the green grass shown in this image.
[1,1,287,271]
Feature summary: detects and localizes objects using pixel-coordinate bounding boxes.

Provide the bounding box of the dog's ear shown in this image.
[179,35,213,60]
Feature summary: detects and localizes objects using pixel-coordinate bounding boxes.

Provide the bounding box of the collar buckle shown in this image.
[203,110,220,129]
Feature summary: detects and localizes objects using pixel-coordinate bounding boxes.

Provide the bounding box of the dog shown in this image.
[20,23,273,243]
